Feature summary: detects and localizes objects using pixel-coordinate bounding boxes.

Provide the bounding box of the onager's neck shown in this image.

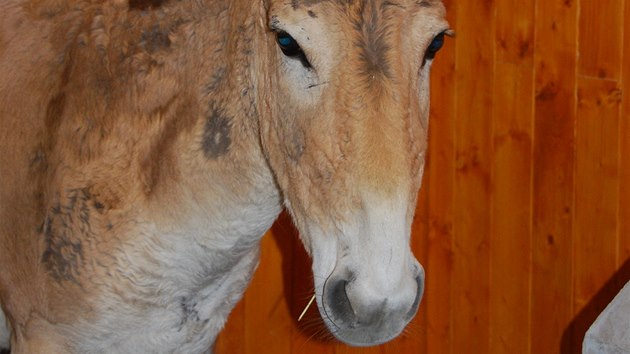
[139,0,281,231]
[122,4,283,348]
[1,1,283,352]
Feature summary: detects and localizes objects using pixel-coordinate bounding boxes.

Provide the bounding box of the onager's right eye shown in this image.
[276,31,312,69]
[276,31,301,56]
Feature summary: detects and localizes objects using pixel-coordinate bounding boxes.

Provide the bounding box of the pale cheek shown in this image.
[309,233,339,285]
[277,58,322,106]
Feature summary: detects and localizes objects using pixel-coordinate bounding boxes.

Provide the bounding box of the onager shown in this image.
[0,0,450,352]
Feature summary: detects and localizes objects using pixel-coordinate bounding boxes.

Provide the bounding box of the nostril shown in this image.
[405,275,424,320]
[325,279,358,327]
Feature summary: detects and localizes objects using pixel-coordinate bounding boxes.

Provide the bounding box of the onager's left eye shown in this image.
[424,32,446,61]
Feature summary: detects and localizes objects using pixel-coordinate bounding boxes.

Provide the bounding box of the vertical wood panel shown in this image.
[425,0,456,352]
[452,1,494,353]
[572,1,625,350]
[531,0,578,352]
[573,77,622,352]
[578,0,624,80]
[491,1,535,351]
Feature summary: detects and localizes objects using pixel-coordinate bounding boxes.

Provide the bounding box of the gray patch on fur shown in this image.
[204,67,227,93]
[289,132,305,162]
[202,102,232,159]
[180,296,201,327]
[41,189,96,284]
[141,25,171,53]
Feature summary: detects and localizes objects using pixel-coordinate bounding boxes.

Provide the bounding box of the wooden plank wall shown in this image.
[216,0,630,353]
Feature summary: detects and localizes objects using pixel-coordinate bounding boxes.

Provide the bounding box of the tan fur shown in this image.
[262,0,447,233]
[0,0,448,351]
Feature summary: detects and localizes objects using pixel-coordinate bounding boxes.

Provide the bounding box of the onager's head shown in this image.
[256,0,449,346]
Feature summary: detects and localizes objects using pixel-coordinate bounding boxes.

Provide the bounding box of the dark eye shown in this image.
[424,32,446,62]
[277,31,302,56]
[276,31,312,68]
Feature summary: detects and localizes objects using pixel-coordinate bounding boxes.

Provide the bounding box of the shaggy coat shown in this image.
[0,0,449,352]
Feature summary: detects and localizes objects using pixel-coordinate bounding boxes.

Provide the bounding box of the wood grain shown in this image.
[451,1,494,353]
[571,1,624,350]
[490,2,535,352]
[425,0,456,352]
[572,77,621,352]
[531,0,578,352]
[578,0,624,80]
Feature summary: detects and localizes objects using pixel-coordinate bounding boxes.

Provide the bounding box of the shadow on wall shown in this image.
[269,211,336,344]
[562,257,630,354]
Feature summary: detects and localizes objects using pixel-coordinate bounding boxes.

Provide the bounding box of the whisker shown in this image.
[298,294,316,321]
[400,318,424,338]
[299,326,328,348]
